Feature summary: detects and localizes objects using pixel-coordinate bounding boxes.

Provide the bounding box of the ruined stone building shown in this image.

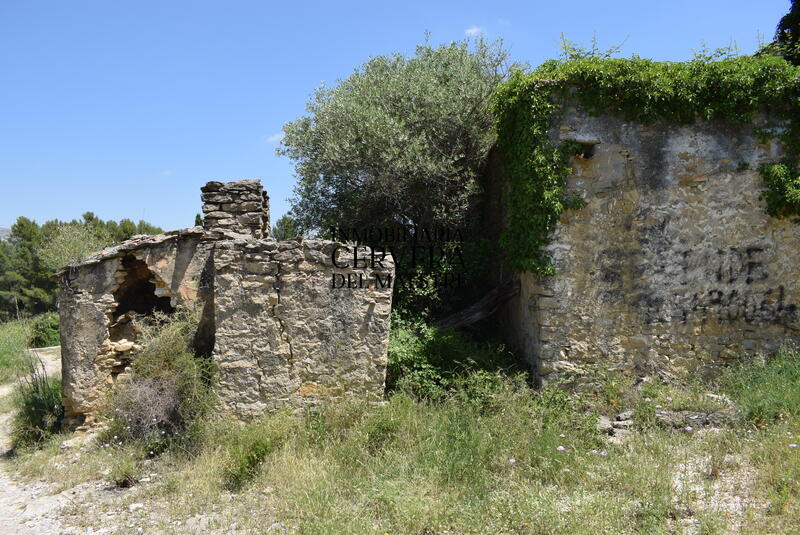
[58,180,394,428]
[59,106,800,427]
[503,105,800,383]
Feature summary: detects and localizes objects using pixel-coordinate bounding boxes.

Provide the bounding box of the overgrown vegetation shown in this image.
[35,221,113,272]
[492,44,800,271]
[0,313,60,384]
[10,359,63,447]
[101,311,215,455]
[723,344,800,427]
[765,0,800,66]
[0,320,30,383]
[386,314,522,400]
[26,312,59,348]
[8,347,800,533]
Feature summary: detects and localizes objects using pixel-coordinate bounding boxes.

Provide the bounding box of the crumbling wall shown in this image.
[507,105,800,382]
[59,229,214,428]
[212,238,394,418]
[59,179,395,427]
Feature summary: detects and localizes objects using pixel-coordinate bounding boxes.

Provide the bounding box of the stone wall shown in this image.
[506,105,800,382]
[212,238,394,418]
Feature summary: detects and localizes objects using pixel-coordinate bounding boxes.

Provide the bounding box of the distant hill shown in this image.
[0,227,9,241]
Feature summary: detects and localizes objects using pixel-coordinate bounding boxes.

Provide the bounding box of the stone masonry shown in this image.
[505,104,800,383]
[58,180,394,427]
[201,179,270,238]
[212,238,393,417]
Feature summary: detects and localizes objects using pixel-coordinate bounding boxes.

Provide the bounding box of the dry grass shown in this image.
[4,351,800,534]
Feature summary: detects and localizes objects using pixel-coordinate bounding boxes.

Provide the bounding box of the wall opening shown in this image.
[106,256,176,381]
[576,141,598,159]
[112,256,174,320]
[193,255,216,361]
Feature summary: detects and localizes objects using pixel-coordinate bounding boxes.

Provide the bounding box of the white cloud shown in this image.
[266,132,284,143]
[464,26,484,37]
[160,169,173,176]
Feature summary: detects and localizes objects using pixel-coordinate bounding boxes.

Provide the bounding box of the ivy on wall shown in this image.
[491,53,800,273]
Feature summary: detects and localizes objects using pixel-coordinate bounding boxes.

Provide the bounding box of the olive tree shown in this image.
[279,37,512,234]
[36,223,111,272]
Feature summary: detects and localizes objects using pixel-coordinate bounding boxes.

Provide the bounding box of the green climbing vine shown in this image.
[492,51,800,272]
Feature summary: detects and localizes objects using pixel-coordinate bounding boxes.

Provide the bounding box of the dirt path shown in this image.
[0,347,69,535]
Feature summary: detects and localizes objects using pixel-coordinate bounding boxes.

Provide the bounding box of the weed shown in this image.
[11,358,63,447]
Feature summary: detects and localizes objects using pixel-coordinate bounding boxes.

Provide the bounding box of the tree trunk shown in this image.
[434,279,519,330]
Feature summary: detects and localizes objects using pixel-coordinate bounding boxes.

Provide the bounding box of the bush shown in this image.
[11,359,63,447]
[102,310,215,453]
[723,344,800,426]
[27,312,59,348]
[0,320,30,383]
[386,315,522,400]
[109,450,143,488]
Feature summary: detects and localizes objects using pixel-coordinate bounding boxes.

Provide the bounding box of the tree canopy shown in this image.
[775,0,800,65]
[0,213,163,321]
[279,37,512,235]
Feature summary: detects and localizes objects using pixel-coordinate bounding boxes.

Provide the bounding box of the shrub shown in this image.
[11,359,63,447]
[109,450,142,488]
[386,315,522,400]
[35,222,112,272]
[102,310,215,453]
[27,312,59,348]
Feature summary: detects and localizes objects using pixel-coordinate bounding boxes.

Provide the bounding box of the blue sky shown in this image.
[0,0,790,231]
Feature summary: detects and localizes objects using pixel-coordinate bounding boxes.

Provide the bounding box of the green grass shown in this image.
[150,380,686,534]
[7,345,800,534]
[0,320,31,384]
[723,344,800,427]
[0,313,61,384]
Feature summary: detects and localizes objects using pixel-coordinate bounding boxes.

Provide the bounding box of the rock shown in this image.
[653,409,738,429]
[185,515,210,532]
[707,408,738,426]
[113,340,135,352]
[596,415,614,434]
[128,503,144,512]
[616,410,634,421]
[609,428,632,444]
[266,522,286,533]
